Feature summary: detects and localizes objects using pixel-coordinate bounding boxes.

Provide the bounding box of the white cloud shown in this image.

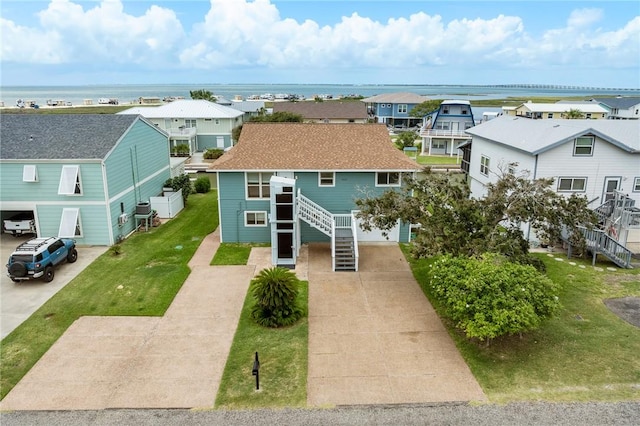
[1,0,638,83]
[2,0,185,65]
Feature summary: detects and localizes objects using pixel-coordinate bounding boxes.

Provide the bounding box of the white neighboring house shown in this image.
[463,116,640,266]
[118,100,244,154]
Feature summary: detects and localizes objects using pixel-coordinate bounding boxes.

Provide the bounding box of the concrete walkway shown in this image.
[306,243,486,406]
[0,229,253,410]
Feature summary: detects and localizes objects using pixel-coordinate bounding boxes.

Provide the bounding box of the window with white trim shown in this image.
[245,211,267,227]
[376,172,400,187]
[573,136,594,156]
[480,155,490,176]
[58,208,82,237]
[633,177,640,192]
[185,119,196,128]
[398,104,407,113]
[58,165,82,195]
[23,165,38,182]
[246,172,274,199]
[558,177,587,192]
[319,172,335,187]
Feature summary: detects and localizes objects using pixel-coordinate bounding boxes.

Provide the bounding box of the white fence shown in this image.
[150,189,184,219]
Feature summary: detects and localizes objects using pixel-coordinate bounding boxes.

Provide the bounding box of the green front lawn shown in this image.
[416,154,461,166]
[215,282,308,409]
[0,191,219,400]
[402,246,640,402]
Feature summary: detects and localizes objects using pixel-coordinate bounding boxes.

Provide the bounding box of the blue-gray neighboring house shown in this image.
[361,92,429,129]
[210,122,419,271]
[419,100,476,156]
[0,114,171,245]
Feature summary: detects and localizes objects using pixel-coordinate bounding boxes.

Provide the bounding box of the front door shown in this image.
[603,177,621,202]
[277,232,293,259]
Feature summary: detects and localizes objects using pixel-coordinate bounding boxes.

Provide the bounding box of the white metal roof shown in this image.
[361,92,430,104]
[518,102,608,114]
[466,116,640,154]
[117,99,243,119]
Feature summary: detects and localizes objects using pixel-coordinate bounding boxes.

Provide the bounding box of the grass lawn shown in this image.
[401,246,640,402]
[416,154,461,166]
[215,281,308,409]
[0,191,219,400]
[211,243,269,265]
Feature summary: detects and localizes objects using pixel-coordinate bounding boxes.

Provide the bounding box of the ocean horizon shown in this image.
[2,83,639,108]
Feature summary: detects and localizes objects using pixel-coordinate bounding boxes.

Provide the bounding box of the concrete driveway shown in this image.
[0,234,108,338]
[307,243,486,406]
[0,230,253,410]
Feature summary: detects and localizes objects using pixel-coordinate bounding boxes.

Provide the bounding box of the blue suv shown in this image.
[6,237,78,282]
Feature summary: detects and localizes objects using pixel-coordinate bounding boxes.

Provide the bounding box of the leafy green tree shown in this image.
[190,89,217,102]
[250,111,304,122]
[428,254,561,343]
[395,131,419,150]
[409,100,442,119]
[564,108,585,119]
[355,167,597,265]
[250,267,304,328]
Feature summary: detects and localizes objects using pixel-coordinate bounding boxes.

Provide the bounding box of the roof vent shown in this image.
[29,135,33,142]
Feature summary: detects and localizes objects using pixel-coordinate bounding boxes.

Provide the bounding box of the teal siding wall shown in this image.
[197,134,232,151]
[218,170,409,243]
[105,119,171,243]
[35,204,109,246]
[0,162,105,202]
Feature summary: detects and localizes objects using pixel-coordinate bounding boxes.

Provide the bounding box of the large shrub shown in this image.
[193,176,211,193]
[250,267,304,328]
[164,174,192,204]
[203,148,224,160]
[428,254,560,343]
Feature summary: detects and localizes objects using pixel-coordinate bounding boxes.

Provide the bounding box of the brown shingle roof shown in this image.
[211,123,419,171]
[272,101,368,120]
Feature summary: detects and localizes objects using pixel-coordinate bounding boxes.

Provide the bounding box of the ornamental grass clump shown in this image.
[429,253,560,344]
[250,267,304,328]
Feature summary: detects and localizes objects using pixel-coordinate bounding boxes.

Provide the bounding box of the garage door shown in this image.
[352,210,400,242]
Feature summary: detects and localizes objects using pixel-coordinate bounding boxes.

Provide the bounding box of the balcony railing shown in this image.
[166,127,197,138]
[419,129,472,138]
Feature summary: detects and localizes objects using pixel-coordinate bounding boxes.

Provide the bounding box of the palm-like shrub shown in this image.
[250,267,303,328]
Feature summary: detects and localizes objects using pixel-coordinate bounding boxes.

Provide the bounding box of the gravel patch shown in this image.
[2,402,640,426]
[604,296,640,328]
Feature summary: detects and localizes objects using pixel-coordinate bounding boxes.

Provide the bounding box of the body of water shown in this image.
[1,83,639,108]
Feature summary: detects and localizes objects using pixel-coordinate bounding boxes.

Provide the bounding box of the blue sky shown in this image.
[1,0,639,87]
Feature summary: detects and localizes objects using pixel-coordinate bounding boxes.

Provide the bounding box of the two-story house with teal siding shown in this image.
[420,100,476,156]
[0,114,171,246]
[118,99,244,154]
[361,92,429,130]
[210,123,419,271]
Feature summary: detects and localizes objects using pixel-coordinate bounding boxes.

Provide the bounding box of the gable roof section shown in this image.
[272,101,368,119]
[361,92,430,104]
[0,114,142,160]
[118,99,243,119]
[211,123,419,171]
[592,97,640,109]
[466,116,640,155]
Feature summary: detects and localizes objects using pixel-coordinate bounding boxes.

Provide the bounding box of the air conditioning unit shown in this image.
[118,213,129,225]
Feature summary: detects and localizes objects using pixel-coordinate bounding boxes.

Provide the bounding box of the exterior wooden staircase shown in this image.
[297,190,359,271]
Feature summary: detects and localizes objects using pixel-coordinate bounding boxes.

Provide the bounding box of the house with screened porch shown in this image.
[0,114,171,246]
[210,122,419,271]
